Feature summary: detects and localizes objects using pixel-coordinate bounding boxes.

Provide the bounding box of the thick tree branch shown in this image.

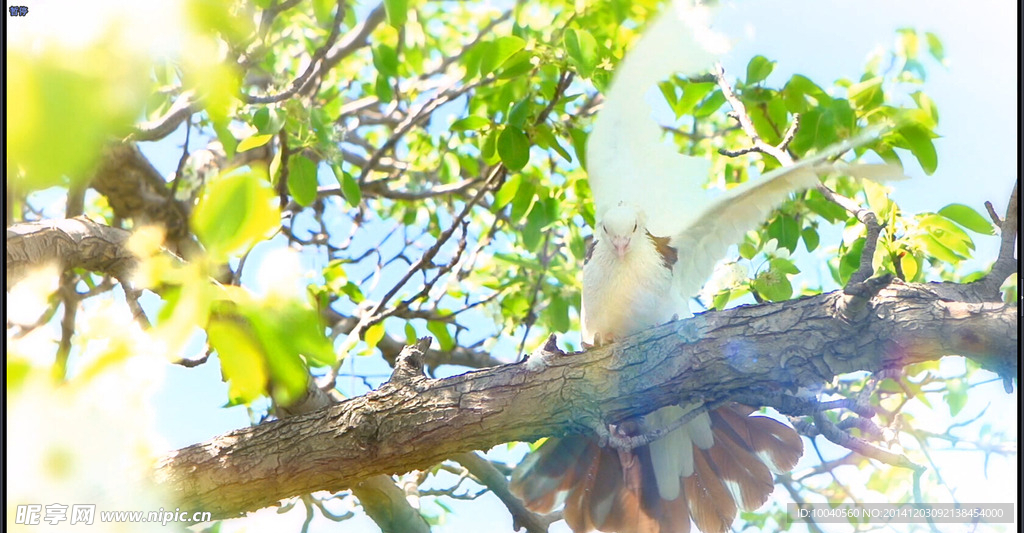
[452,452,555,533]
[7,218,136,287]
[155,281,1016,519]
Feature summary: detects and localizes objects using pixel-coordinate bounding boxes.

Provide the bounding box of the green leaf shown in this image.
[782,74,831,114]
[533,125,572,163]
[510,180,536,222]
[767,216,800,254]
[522,201,550,251]
[213,119,238,159]
[313,0,335,26]
[508,99,532,128]
[237,133,274,153]
[675,81,715,117]
[480,36,527,76]
[802,227,820,252]
[900,252,920,282]
[544,294,570,333]
[248,300,336,369]
[569,127,588,169]
[498,127,531,171]
[208,317,268,405]
[383,0,409,28]
[752,270,793,302]
[899,126,937,174]
[252,107,285,135]
[374,73,393,101]
[918,234,962,264]
[849,76,884,110]
[911,91,939,128]
[938,204,995,235]
[451,115,490,131]
[692,89,725,118]
[288,155,318,207]
[372,45,399,78]
[330,163,362,207]
[712,290,731,310]
[925,32,946,65]
[364,323,385,351]
[426,321,454,351]
[738,242,758,260]
[192,168,280,260]
[896,28,919,60]
[564,29,598,77]
[497,49,535,79]
[919,214,974,257]
[839,237,866,285]
[745,55,775,85]
[493,174,522,210]
[770,257,800,275]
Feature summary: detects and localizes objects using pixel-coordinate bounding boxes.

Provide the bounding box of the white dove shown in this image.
[511,1,906,533]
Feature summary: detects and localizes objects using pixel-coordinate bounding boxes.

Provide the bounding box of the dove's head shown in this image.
[599,202,646,259]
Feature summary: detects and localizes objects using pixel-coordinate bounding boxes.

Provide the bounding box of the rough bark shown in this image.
[6,217,136,287]
[154,281,1017,519]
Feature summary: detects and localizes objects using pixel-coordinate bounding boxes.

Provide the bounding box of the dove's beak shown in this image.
[612,237,630,258]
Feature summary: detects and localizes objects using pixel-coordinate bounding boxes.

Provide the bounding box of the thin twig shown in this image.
[246,0,348,104]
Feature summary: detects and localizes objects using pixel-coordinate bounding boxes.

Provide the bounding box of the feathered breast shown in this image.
[582,232,682,344]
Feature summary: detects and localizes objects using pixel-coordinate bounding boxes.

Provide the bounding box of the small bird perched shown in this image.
[510,2,906,532]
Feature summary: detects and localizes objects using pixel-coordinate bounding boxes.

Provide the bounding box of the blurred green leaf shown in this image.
[802,227,820,252]
[839,237,866,285]
[364,323,385,351]
[544,294,570,333]
[192,168,280,260]
[313,0,335,26]
[752,270,793,302]
[849,76,883,109]
[330,163,362,207]
[508,99,532,128]
[533,124,572,163]
[253,106,285,135]
[675,81,715,117]
[494,174,522,210]
[919,214,974,257]
[373,45,399,78]
[451,115,490,131]
[938,204,995,235]
[767,216,800,254]
[288,155,318,207]
[693,89,726,118]
[745,55,775,85]
[925,32,947,65]
[208,317,268,405]
[384,0,409,28]
[426,321,454,351]
[498,127,531,171]
[481,36,527,76]
[237,133,274,153]
[564,29,598,77]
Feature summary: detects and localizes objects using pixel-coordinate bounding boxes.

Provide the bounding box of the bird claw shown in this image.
[591,332,616,347]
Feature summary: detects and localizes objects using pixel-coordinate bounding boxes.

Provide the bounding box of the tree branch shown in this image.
[7,218,137,287]
[154,281,1016,518]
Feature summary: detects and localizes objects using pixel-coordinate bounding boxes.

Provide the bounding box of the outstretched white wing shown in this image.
[585,0,729,238]
[669,132,907,301]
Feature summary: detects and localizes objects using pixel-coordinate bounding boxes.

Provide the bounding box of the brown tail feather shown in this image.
[510,403,802,533]
[685,448,738,533]
[712,404,803,473]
